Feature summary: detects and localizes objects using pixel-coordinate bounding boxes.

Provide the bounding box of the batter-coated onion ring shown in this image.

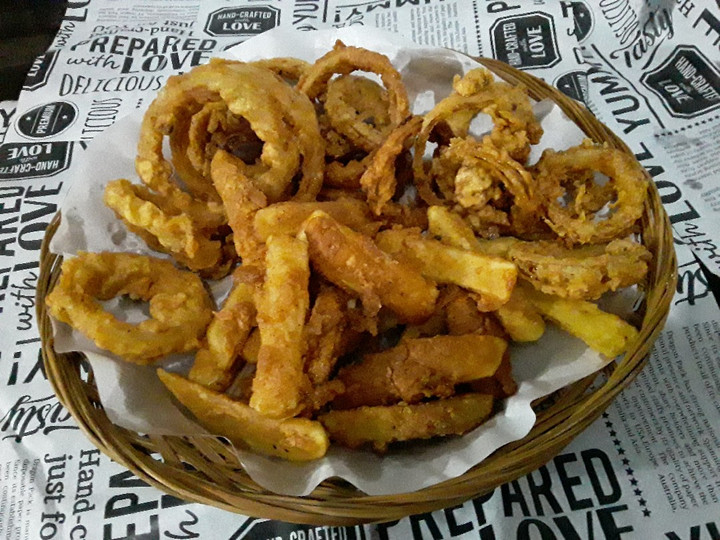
[298,41,410,128]
[252,57,310,84]
[430,137,541,236]
[414,68,542,205]
[534,143,648,244]
[184,101,262,190]
[104,179,222,259]
[45,252,212,364]
[360,116,422,215]
[137,59,324,204]
[507,238,651,300]
[325,75,392,153]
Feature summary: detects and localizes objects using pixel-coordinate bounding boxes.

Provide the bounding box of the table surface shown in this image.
[0,0,65,101]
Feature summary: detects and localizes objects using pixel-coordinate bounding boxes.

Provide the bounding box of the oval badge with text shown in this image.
[15,101,77,139]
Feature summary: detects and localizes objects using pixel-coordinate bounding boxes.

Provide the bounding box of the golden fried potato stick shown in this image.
[302,211,438,323]
[211,149,268,265]
[253,199,376,241]
[158,370,328,461]
[189,266,262,392]
[427,205,482,251]
[241,328,261,364]
[375,228,517,311]
[46,252,212,364]
[303,286,350,385]
[319,393,494,451]
[518,283,638,357]
[470,351,518,399]
[334,334,507,409]
[251,235,311,419]
[495,288,546,342]
[445,292,507,338]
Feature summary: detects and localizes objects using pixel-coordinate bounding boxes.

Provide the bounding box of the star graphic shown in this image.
[605,421,613,428]
[613,439,621,446]
[618,448,625,455]
[626,468,634,475]
[630,478,638,486]
[602,412,609,418]
[634,488,642,496]
[609,430,617,437]
[643,509,651,517]
[639,498,647,506]
[622,458,631,466]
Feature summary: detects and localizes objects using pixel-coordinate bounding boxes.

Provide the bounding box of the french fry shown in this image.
[334,334,507,408]
[158,370,328,461]
[211,149,268,264]
[188,266,261,392]
[495,287,546,342]
[319,393,494,451]
[241,328,261,364]
[302,211,438,323]
[518,282,638,357]
[445,290,507,337]
[427,205,518,257]
[253,199,377,241]
[375,228,517,310]
[304,286,350,385]
[250,235,311,418]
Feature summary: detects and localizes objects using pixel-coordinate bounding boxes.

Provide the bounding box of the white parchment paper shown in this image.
[49,27,614,496]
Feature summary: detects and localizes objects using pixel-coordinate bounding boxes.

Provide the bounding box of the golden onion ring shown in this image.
[45,252,212,364]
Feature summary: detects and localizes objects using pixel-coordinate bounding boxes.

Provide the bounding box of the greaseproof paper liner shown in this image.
[49,27,616,496]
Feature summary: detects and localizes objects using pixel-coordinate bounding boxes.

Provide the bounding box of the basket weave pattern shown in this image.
[37,58,677,525]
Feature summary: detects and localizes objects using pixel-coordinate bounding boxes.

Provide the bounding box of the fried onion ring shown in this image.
[298,41,410,127]
[430,137,541,235]
[325,74,392,153]
[507,238,651,300]
[137,59,323,204]
[360,116,422,215]
[534,143,648,244]
[46,252,212,364]
[414,68,542,205]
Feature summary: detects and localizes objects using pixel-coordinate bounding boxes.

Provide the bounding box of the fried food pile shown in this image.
[46,42,651,461]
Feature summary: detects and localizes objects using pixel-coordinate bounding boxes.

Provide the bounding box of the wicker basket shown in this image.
[37,57,676,525]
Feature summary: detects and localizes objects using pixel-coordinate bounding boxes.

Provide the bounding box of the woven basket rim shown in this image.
[37,55,677,525]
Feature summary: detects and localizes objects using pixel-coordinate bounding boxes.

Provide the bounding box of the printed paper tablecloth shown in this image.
[1,1,719,539]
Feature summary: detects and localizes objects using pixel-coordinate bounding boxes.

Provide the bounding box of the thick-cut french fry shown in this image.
[445,291,507,337]
[158,370,328,461]
[211,149,267,264]
[303,211,438,323]
[241,327,261,364]
[427,205,482,251]
[253,199,376,241]
[304,287,349,385]
[375,228,517,310]
[320,393,494,451]
[427,205,518,257]
[250,235,311,418]
[495,287,546,342]
[518,283,638,357]
[188,266,261,392]
[334,334,507,408]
